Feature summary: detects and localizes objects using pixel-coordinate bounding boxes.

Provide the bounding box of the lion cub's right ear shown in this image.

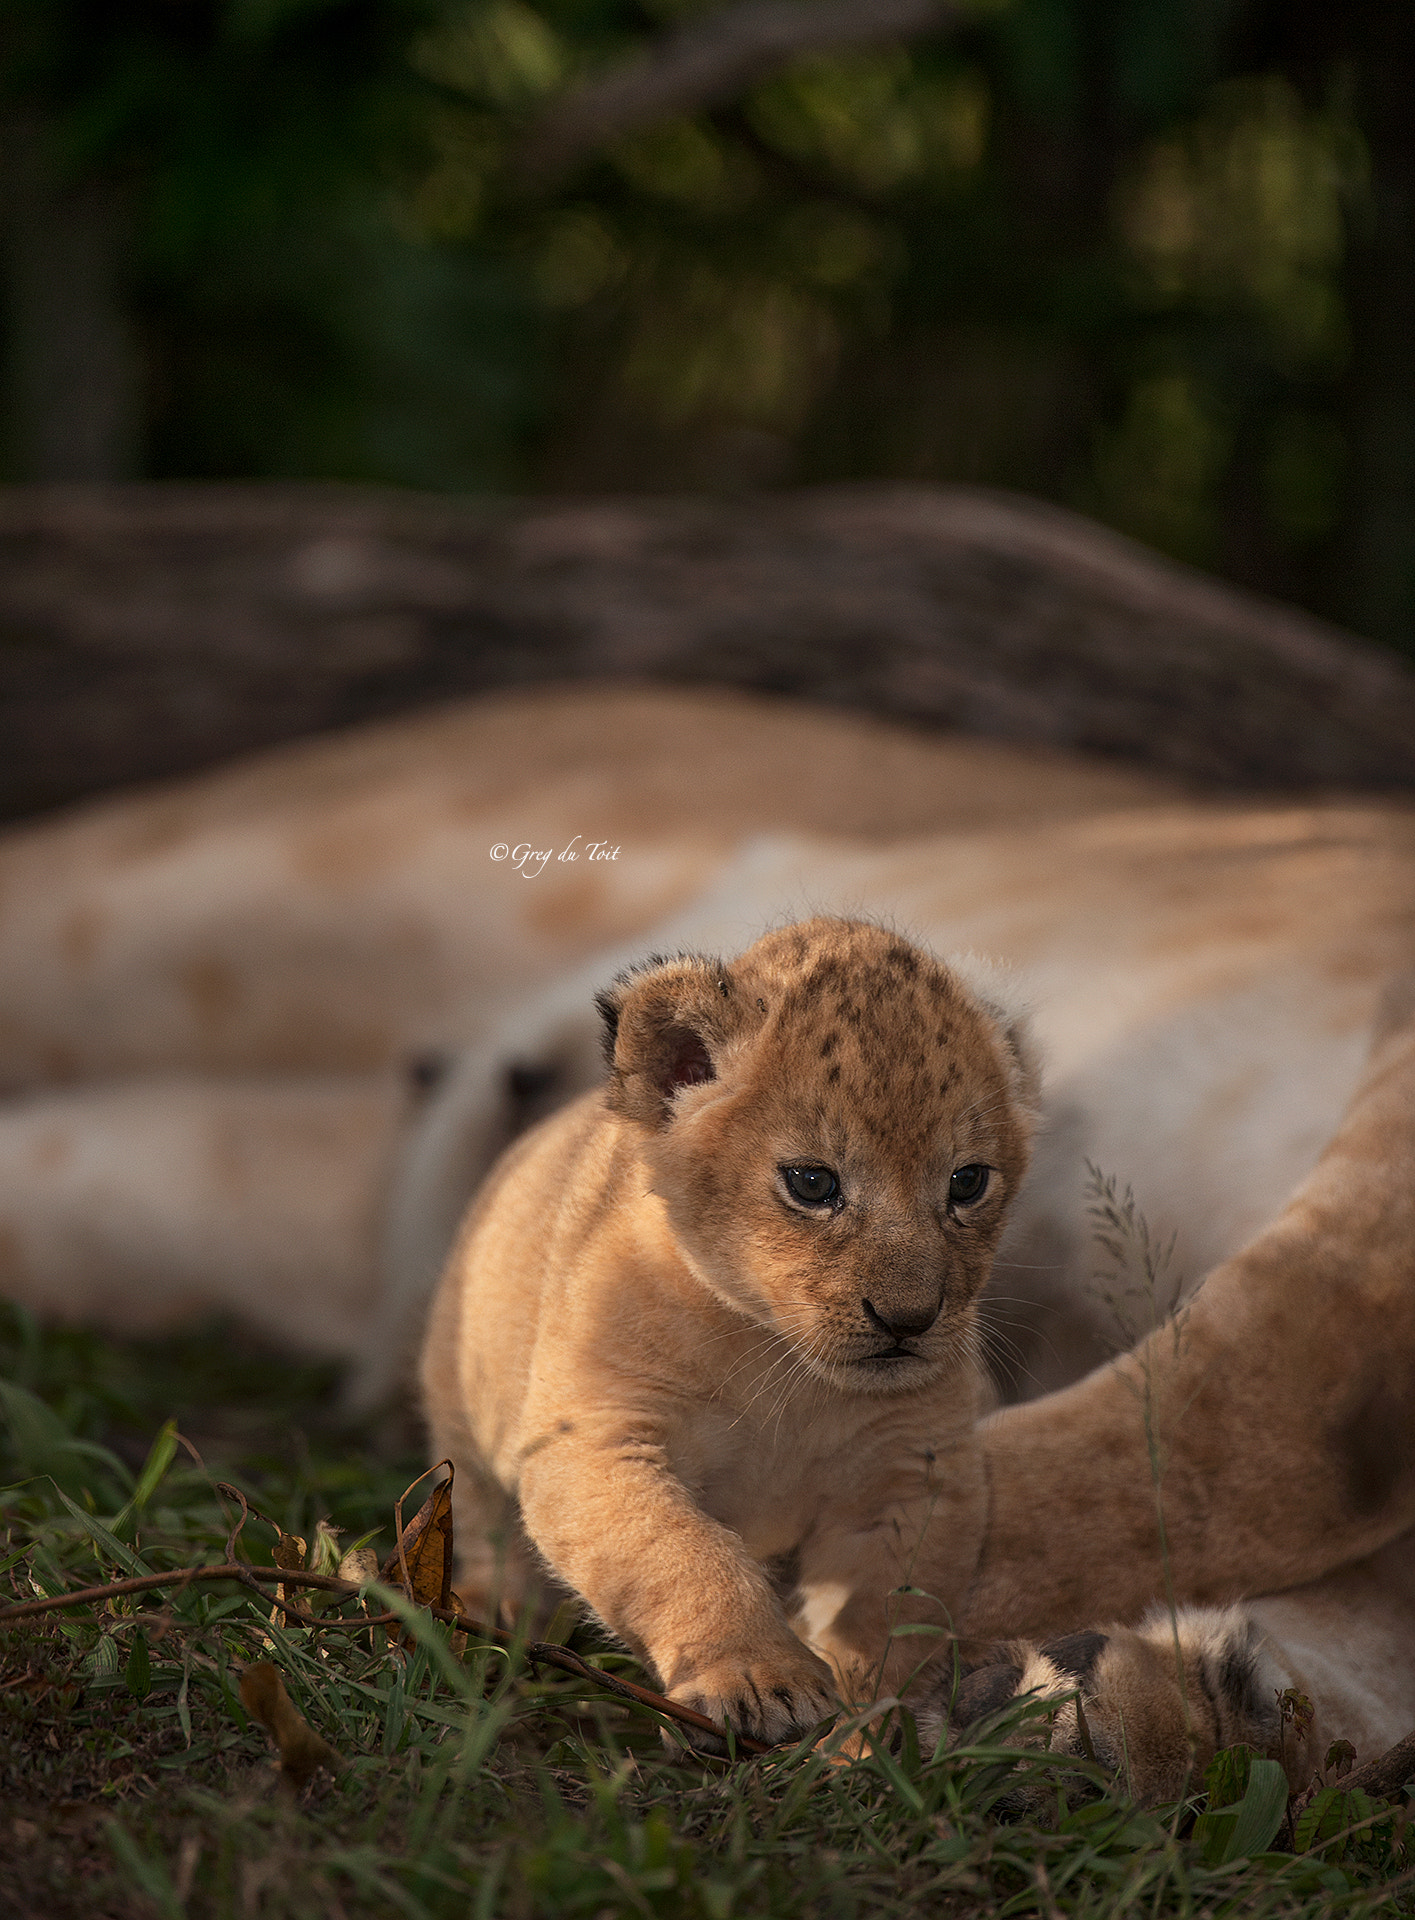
[595,953,749,1128]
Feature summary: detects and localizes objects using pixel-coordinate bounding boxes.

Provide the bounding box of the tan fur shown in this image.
[0,1075,405,1352]
[930,1536,1415,1805]
[380,802,1415,1402]
[3,684,1415,1781]
[913,1003,1415,1801]
[418,885,1415,1773]
[422,919,1037,1741]
[0,684,1173,1090]
[0,684,1176,1349]
[926,1608,1302,1807]
[969,1003,1415,1631]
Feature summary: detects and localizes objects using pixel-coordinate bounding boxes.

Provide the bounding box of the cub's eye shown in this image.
[948,1164,990,1207]
[782,1164,840,1208]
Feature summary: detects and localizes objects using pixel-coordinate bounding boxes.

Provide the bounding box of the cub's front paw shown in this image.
[670,1641,839,1749]
[915,1606,1293,1808]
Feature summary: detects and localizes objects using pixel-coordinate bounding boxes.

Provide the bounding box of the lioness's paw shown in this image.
[916,1606,1294,1807]
[672,1643,839,1749]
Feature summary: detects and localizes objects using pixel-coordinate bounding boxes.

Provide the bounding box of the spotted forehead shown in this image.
[748,931,1008,1150]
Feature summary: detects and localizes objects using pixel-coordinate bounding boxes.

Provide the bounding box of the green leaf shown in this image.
[1221,1757,1289,1862]
[1192,1807,1237,1866]
[176,1653,193,1747]
[896,1705,922,1780]
[1295,1787,1340,1856]
[125,1631,152,1700]
[1203,1742,1256,1808]
[1295,1786,1380,1859]
[83,1634,122,1682]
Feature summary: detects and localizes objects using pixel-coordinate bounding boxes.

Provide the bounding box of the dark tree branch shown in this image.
[517,0,963,186]
[1335,1727,1415,1803]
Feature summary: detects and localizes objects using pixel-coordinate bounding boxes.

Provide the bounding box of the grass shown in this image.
[2,1302,1413,1920]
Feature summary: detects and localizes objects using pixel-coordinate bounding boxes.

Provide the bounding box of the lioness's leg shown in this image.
[965,985,1415,1641]
[0,1074,404,1354]
[920,1530,1415,1806]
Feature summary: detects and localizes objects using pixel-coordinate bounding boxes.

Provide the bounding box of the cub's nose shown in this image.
[862,1297,939,1342]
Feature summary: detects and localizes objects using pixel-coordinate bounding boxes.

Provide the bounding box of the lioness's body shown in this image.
[944,1003,1415,1795]
[0,684,1173,1089]
[0,684,1181,1346]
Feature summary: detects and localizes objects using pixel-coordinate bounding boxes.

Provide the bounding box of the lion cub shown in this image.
[421,918,1038,1744]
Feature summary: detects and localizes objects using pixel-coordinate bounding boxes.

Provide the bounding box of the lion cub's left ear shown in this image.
[596,953,750,1128]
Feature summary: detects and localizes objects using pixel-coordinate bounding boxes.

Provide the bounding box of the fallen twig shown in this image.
[0,1561,768,1753]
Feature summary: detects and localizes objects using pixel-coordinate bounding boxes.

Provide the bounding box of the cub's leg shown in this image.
[513,1428,840,1749]
[424,1321,838,1736]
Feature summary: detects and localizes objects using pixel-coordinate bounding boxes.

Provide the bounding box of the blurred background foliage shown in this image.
[0,0,1411,652]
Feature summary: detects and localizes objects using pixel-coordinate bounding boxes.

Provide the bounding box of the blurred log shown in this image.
[1,480,1413,823]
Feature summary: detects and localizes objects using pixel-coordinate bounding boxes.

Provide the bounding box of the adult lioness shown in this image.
[422,918,1038,1743]
[0,684,1171,1090]
[0,685,1175,1346]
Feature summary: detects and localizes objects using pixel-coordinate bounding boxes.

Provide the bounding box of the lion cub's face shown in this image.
[598,919,1037,1394]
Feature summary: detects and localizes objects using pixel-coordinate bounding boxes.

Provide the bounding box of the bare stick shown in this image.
[0,1563,355,1618]
[518,0,962,185]
[0,1562,769,1752]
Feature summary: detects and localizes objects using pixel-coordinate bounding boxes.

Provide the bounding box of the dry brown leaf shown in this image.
[273,1530,307,1570]
[265,1526,308,1639]
[379,1461,455,1647]
[239,1661,342,1791]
